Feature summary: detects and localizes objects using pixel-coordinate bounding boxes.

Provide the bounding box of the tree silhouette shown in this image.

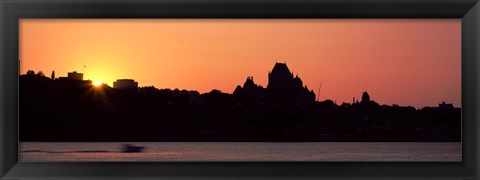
[26,70,35,76]
[36,71,45,77]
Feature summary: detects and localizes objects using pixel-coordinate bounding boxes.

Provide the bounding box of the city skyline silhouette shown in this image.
[20,19,461,108]
[19,61,461,142]
[21,61,459,110]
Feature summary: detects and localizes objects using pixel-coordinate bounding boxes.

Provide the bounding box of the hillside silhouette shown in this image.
[20,63,461,142]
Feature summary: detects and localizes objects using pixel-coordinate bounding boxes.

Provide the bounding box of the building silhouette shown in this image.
[67,71,83,80]
[234,62,315,104]
[267,62,294,94]
[56,71,91,87]
[361,91,370,103]
[233,76,264,96]
[113,79,138,91]
[438,101,454,110]
[352,91,380,109]
[267,62,315,102]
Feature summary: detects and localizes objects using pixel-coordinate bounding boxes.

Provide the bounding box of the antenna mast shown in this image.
[317,81,322,102]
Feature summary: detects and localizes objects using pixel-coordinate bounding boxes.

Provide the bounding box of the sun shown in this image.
[92,81,102,87]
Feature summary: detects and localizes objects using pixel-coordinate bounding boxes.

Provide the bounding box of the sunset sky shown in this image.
[20,19,461,108]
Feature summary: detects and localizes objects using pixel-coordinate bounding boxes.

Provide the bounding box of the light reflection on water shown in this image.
[19,142,461,162]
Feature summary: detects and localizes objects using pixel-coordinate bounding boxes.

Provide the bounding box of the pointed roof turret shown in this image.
[267,62,295,91]
[270,62,292,78]
[361,91,371,103]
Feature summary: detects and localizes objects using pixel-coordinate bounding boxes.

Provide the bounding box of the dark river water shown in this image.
[19,142,461,162]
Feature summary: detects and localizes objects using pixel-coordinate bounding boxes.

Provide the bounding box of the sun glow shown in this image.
[92,81,102,87]
[20,19,461,108]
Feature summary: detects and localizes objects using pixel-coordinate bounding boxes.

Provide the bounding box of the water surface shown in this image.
[20,142,461,162]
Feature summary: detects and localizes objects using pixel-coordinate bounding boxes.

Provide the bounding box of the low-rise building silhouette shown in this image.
[55,71,91,87]
[67,71,83,80]
[113,79,138,91]
[438,101,454,110]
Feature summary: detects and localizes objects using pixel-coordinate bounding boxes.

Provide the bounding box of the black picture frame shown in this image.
[1,0,479,179]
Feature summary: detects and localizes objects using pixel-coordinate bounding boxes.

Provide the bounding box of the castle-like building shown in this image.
[233,62,316,104]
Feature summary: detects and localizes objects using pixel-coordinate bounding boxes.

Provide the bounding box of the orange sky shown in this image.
[20,19,461,108]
